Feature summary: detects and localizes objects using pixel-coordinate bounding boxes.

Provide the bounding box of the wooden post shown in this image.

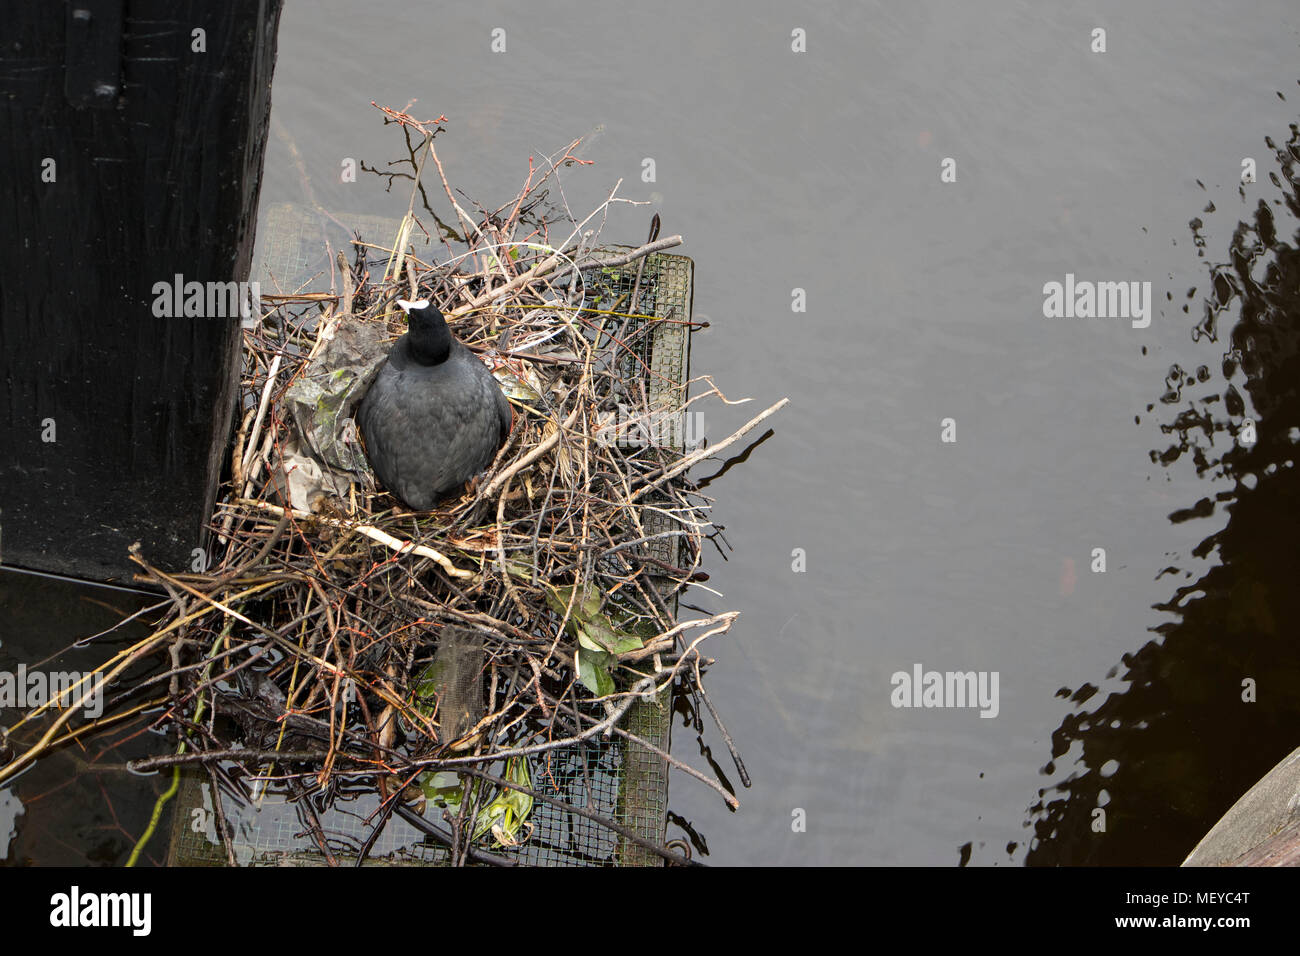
[0,1,283,583]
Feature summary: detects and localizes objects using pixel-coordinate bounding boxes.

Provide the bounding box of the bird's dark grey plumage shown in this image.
[358,299,512,509]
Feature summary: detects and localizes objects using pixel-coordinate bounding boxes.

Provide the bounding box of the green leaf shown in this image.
[418,758,535,848]
[581,618,644,655]
[482,756,533,846]
[576,629,604,653]
[419,770,469,806]
[576,647,615,696]
[545,584,644,655]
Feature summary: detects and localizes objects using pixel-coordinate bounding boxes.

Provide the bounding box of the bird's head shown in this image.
[400,298,452,365]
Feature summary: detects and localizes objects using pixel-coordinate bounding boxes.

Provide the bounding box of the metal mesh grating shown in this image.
[168,734,626,866]
[582,249,692,863]
[168,209,692,867]
[255,203,424,295]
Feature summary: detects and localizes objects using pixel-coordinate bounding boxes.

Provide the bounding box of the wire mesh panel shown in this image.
[589,250,693,864]
[169,778,442,866]
[168,736,624,866]
[167,707,661,866]
[167,207,693,867]
[256,203,420,295]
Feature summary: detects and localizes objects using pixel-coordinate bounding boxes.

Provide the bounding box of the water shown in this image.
[4,0,1300,865]
[0,570,163,864]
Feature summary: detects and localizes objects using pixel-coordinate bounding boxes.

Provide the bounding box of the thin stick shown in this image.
[241,354,283,477]
[578,235,683,270]
[476,401,582,501]
[240,499,474,580]
[693,655,750,788]
[630,397,789,501]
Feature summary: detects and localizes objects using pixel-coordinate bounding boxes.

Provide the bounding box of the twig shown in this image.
[240,499,474,580]
[578,235,683,270]
[630,398,790,501]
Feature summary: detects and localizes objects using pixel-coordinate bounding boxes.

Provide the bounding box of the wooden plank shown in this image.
[1184,745,1300,866]
[0,1,283,583]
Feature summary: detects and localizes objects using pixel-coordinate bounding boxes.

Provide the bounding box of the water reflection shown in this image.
[1022,123,1300,865]
[0,568,164,865]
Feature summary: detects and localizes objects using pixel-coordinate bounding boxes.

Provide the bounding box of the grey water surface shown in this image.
[6,0,1300,866]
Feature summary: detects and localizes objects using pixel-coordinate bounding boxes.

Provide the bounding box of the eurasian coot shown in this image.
[358,299,512,509]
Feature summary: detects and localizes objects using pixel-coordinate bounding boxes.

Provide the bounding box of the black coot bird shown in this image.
[358,298,512,509]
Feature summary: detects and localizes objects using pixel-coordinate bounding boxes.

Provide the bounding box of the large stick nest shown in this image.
[112,121,775,863]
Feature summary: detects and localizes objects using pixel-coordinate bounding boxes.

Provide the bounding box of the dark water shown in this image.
[4,0,1300,866]
[0,571,163,865]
